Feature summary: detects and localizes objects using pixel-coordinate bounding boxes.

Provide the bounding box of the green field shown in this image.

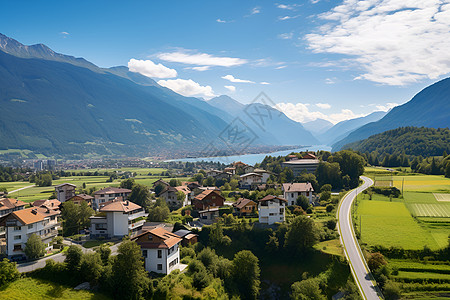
[0,277,110,299]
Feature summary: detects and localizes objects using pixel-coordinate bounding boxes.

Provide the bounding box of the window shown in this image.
[14,226,21,231]
[13,244,22,251]
[306,192,309,196]
[158,250,162,258]
[279,208,284,214]
[157,264,162,270]
[28,224,33,229]
[14,235,21,240]
[142,250,147,258]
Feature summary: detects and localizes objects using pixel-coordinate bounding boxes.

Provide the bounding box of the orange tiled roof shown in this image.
[99,199,142,213]
[0,198,26,211]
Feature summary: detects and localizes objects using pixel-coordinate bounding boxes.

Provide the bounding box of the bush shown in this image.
[326,204,334,213]
[180,247,196,259]
[326,219,336,230]
[0,258,20,287]
[371,187,401,198]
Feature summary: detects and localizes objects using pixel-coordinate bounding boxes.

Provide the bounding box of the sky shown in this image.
[2,0,450,124]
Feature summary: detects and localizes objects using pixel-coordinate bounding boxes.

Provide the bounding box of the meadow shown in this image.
[0,277,110,300]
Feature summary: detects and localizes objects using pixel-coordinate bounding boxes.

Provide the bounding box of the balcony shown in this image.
[129,219,145,230]
[128,211,148,220]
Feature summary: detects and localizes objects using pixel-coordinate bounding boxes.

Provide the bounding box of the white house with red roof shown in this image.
[89,199,147,238]
[282,183,314,206]
[132,227,182,274]
[258,195,287,225]
[92,187,132,211]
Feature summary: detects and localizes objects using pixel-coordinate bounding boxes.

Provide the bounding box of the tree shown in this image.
[79,201,94,230]
[111,240,149,299]
[65,245,83,272]
[320,184,332,192]
[0,258,20,287]
[129,184,151,209]
[265,232,279,253]
[285,216,319,254]
[291,278,326,300]
[203,176,215,186]
[147,199,170,222]
[320,191,331,201]
[296,195,310,210]
[62,201,80,236]
[80,252,103,284]
[367,252,387,271]
[35,173,52,187]
[383,280,402,300]
[233,250,260,299]
[96,244,111,265]
[329,150,365,188]
[120,178,135,189]
[230,179,239,190]
[176,190,185,203]
[154,183,165,196]
[24,233,45,259]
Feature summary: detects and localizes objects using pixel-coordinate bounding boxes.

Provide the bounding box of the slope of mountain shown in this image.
[302,119,333,136]
[319,111,387,145]
[208,96,319,145]
[332,77,450,151]
[0,42,233,156]
[342,127,450,157]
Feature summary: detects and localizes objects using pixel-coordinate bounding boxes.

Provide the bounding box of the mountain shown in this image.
[0,34,236,157]
[319,111,387,145]
[332,77,450,151]
[302,119,333,136]
[342,127,450,157]
[207,96,319,146]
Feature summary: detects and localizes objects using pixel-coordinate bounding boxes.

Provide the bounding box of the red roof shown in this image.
[133,227,182,249]
[94,187,132,195]
[0,198,26,211]
[259,195,288,203]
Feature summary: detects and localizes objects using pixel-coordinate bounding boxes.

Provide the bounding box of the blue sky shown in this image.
[2,0,449,124]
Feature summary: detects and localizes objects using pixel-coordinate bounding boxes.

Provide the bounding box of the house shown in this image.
[192,190,225,211]
[173,229,198,246]
[243,165,255,173]
[198,207,220,224]
[232,198,257,216]
[32,199,61,212]
[303,153,316,159]
[54,183,76,203]
[240,173,263,187]
[282,183,314,206]
[181,181,201,191]
[158,186,178,207]
[133,227,182,274]
[214,171,233,181]
[281,159,320,176]
[253,169,272,183]
[92,187,132,211]
[193,186,220,196]
[0,198,26,217]
[224,167,236,175]
[152,179,170,189]
[89,199,147,238]
[0,191,7,198]
[232,161,247,168]
[66,194,93,206]
[174,186,190,206]
[0,207,61,258]
[206,170,221,177]
[286,154,298,161]
[258,195,287,225]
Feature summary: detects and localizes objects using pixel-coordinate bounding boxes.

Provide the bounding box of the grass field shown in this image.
[0,277,110,299]
[393,175,450,193]
[409,203,450,217]
[357,200,442,250]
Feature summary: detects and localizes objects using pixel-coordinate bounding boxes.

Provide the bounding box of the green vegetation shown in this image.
[24,234,46,259]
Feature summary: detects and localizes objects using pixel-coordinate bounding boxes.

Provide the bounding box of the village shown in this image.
[0,153,321,276]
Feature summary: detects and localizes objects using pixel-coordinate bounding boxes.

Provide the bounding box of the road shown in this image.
[9,185,35,194]
[337,176,382,300]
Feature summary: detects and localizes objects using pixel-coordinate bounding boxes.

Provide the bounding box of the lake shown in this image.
[167,145,331,165]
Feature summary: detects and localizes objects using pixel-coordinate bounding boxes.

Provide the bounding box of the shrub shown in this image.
[0,258,20,287]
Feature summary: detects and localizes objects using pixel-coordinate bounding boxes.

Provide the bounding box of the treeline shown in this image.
[345,127,450,157]
[0,166,31,182]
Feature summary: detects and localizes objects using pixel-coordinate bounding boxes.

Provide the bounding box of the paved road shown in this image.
[337,176,382,300]
[9,185,35,195]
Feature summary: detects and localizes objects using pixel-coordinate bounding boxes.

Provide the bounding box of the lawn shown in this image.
[0,277,110,300]
[357,200,441,250]
[393,175,450,193]
[314,239,344,257]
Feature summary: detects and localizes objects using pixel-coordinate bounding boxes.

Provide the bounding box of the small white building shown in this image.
[282,183,314,206]
[240,173,263,186]
[206,170,222,177]
[89,199,147,238]
[0,207,61,258]
[92,187,132,211]
[258,195,287,225]
[253,169,272,183]
[133,227,182,274]
[55,183,76,203]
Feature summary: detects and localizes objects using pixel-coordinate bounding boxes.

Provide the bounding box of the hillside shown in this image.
[343,127,450,157]
[319,111,387,145]
[208,96,319,146]
[333,77,450,151]
[302,118,333,136]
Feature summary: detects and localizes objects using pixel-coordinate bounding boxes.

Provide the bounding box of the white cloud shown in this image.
[276,65,287,69]
[60,31,69,38]
[278,15,300,21]
[277,4,300,10]
[325,78,336,84]
[310,0,320,3]
[316,103,331,109]
[216,18,226,23]
[191,66,210,71]
[305,0,450,85]
[222,74,255,83]
[157,79,215,99]
[375,102,399,111]
[276,102,364,124]
[158,51,247,67]
[260,81,270,85]
[224,85,236,93]
[128,59,177,78]
[278,32,293,39]
[251,7,261,14]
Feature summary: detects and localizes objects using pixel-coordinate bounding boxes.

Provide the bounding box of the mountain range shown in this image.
[0,33,318,158]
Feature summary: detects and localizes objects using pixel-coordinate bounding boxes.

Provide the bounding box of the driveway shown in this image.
[337,176,382,300]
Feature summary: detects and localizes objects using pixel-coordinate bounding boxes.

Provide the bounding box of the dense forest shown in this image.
[344,127,450,157]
